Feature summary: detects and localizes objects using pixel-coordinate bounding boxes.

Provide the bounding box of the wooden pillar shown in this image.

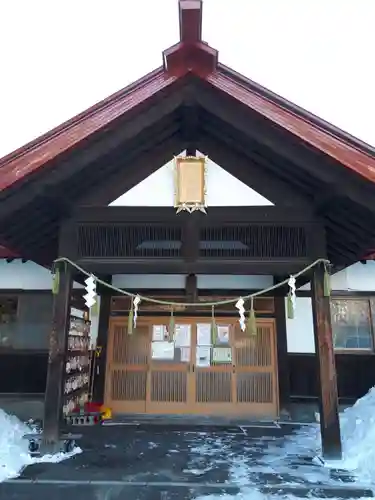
[92,277,112,404]
[42,262,72,452]
[311,262,342,460]
[185,274,198,303]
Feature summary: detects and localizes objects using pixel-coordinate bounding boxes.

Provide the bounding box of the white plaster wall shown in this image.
[112,274,273,290]
[0,260,83,289]
[110,153,273,207]
[299,261,375,292]
[285,297,316,353]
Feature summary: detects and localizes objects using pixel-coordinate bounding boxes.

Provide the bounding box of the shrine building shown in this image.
[1,0,375,459]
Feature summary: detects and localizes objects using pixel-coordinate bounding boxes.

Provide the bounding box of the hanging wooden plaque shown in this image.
[174,156,207,213]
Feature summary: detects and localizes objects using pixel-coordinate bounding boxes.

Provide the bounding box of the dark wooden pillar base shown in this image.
[42,262,73,448]
[311,262,342,460]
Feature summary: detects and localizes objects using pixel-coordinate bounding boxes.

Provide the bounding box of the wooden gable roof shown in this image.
[0,0,374,268]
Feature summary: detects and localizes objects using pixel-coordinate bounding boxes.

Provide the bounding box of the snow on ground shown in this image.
[193,387,375,498]
[0,408,81,482]
[293,386,375,486]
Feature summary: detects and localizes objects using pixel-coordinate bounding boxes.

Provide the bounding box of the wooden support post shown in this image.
[185,274,198,303]
[311,262,342,460]
[42,262,72,453]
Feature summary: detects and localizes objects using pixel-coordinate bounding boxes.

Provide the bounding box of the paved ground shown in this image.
[1,423,373,500]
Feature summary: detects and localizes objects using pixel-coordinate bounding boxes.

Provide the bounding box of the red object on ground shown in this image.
[72,402,102,414]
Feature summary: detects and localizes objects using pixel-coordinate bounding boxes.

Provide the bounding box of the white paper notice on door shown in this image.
[174,324,191,347]
[217,325,230,344]
[152,341,175,360]
[212,347,232,364]
[152,325,167,341]
[197,323,212,346]
[196,346,211,367]
[180,347,191,363]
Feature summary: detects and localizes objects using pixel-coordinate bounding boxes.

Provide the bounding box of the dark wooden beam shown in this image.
[181,102,200,151]
[195,84,375,213]
[202,118,319,199]
[185,274,198,302]
[0,85,187,221]
[72,205,317,224]
[181,212,200,262]
[42,261,73,453]
[311,262,342,460]
[75,258,312,276]
[197,134,313,209]
[78,133,183,206]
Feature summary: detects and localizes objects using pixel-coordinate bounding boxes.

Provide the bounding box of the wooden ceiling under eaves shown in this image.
[0,0,374,271]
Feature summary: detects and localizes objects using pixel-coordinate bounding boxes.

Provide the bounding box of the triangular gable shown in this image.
[110,152,273,207]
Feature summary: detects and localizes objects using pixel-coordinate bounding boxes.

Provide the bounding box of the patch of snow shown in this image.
[279,386,375,487]
[0,408,81,483]
[195,491,371,500]
[327,387,375,485]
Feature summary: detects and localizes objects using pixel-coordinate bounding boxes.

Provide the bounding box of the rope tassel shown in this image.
[127,302,134,335]
[247,298,257,336]
[52,265,60,295]
[287,294,294,320]
[211,306,218,344]
[168,310,175,342]
[323,265,331,297]
[90,296,100,317]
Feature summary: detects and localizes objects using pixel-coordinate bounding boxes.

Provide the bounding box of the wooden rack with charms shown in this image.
[63,308,91,418]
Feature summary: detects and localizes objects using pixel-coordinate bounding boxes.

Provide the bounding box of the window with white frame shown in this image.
[331,298,375,351]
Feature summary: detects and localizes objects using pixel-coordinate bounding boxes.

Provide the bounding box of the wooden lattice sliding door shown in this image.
[105,319,149,413]
[146,319,195,414]
[233,320,278,417]
[192,319,277,417]
[105,316,278,418]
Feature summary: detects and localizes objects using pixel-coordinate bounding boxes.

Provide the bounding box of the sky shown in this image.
[0,0,374,160]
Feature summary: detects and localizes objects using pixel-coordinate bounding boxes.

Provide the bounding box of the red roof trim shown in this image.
[218,64,374,158]
[0,246,18,258]
[208,69,375,183]
[0,68,177,191]
[179,0,202,42]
